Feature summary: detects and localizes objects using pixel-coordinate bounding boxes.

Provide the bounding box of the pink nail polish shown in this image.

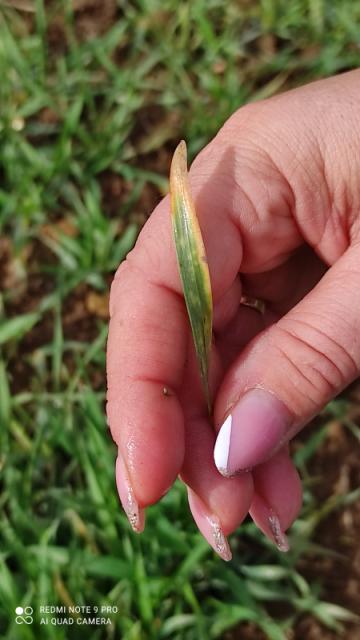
[214,389,292,475]
[187,488,232,561]
[250,493,289,553]
[115,455,145,533]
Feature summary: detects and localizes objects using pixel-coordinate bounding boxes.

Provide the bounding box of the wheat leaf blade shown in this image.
[170,140,213,412]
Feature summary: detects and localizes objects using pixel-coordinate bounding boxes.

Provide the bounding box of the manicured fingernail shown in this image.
[214,389,292,475]
[250,493,290,553]
[187,488,232,561]
[268,510,290,552]
[115,455,145,533]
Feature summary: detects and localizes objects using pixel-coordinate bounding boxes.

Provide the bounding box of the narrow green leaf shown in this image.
[0,312,40,345]
[0,360,11,425]
[170,140,213,413]
[241,565,291,581]
[84,555,131,580]
[313,602,359,624]
[160,614,196,637]
[135,552,153,623]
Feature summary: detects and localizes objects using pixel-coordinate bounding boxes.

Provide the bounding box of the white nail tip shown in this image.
[214,414,232,475]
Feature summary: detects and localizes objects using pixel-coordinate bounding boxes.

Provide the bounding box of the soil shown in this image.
[3,2,360,639]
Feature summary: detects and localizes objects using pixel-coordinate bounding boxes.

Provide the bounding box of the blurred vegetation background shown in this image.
[0,1,360,638]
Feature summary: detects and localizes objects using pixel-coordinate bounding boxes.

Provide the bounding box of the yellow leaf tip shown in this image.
[171,140,188,186]
[174,139,187,162]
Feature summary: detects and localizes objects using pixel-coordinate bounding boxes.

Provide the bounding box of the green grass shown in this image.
[1,1,360,638]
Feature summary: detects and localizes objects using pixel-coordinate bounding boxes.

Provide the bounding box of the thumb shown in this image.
[214,244,360,475]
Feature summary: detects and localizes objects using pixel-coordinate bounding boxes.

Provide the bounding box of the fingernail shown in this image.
[115,455,145,533]
[214,389,292,475]
[268,510,290,552]
[250,493,289,553]
[187,488,232,561]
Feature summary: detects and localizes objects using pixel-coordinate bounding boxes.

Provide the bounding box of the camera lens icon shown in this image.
[15,606,33,624]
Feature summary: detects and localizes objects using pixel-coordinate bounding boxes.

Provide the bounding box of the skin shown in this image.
[107,70,360,546]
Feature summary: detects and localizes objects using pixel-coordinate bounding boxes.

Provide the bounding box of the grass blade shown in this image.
[0,312,40,345]
[170,140,213,412]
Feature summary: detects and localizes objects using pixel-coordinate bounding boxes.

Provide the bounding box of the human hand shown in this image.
[107,70,360,559]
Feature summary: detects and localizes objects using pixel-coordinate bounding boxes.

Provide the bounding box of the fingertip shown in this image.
[250,447,302,550]
[187,487,232,561]
[250,493,290,552]
[115,454,146,533]
[108,380,185,507]
[214,389,293,474]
